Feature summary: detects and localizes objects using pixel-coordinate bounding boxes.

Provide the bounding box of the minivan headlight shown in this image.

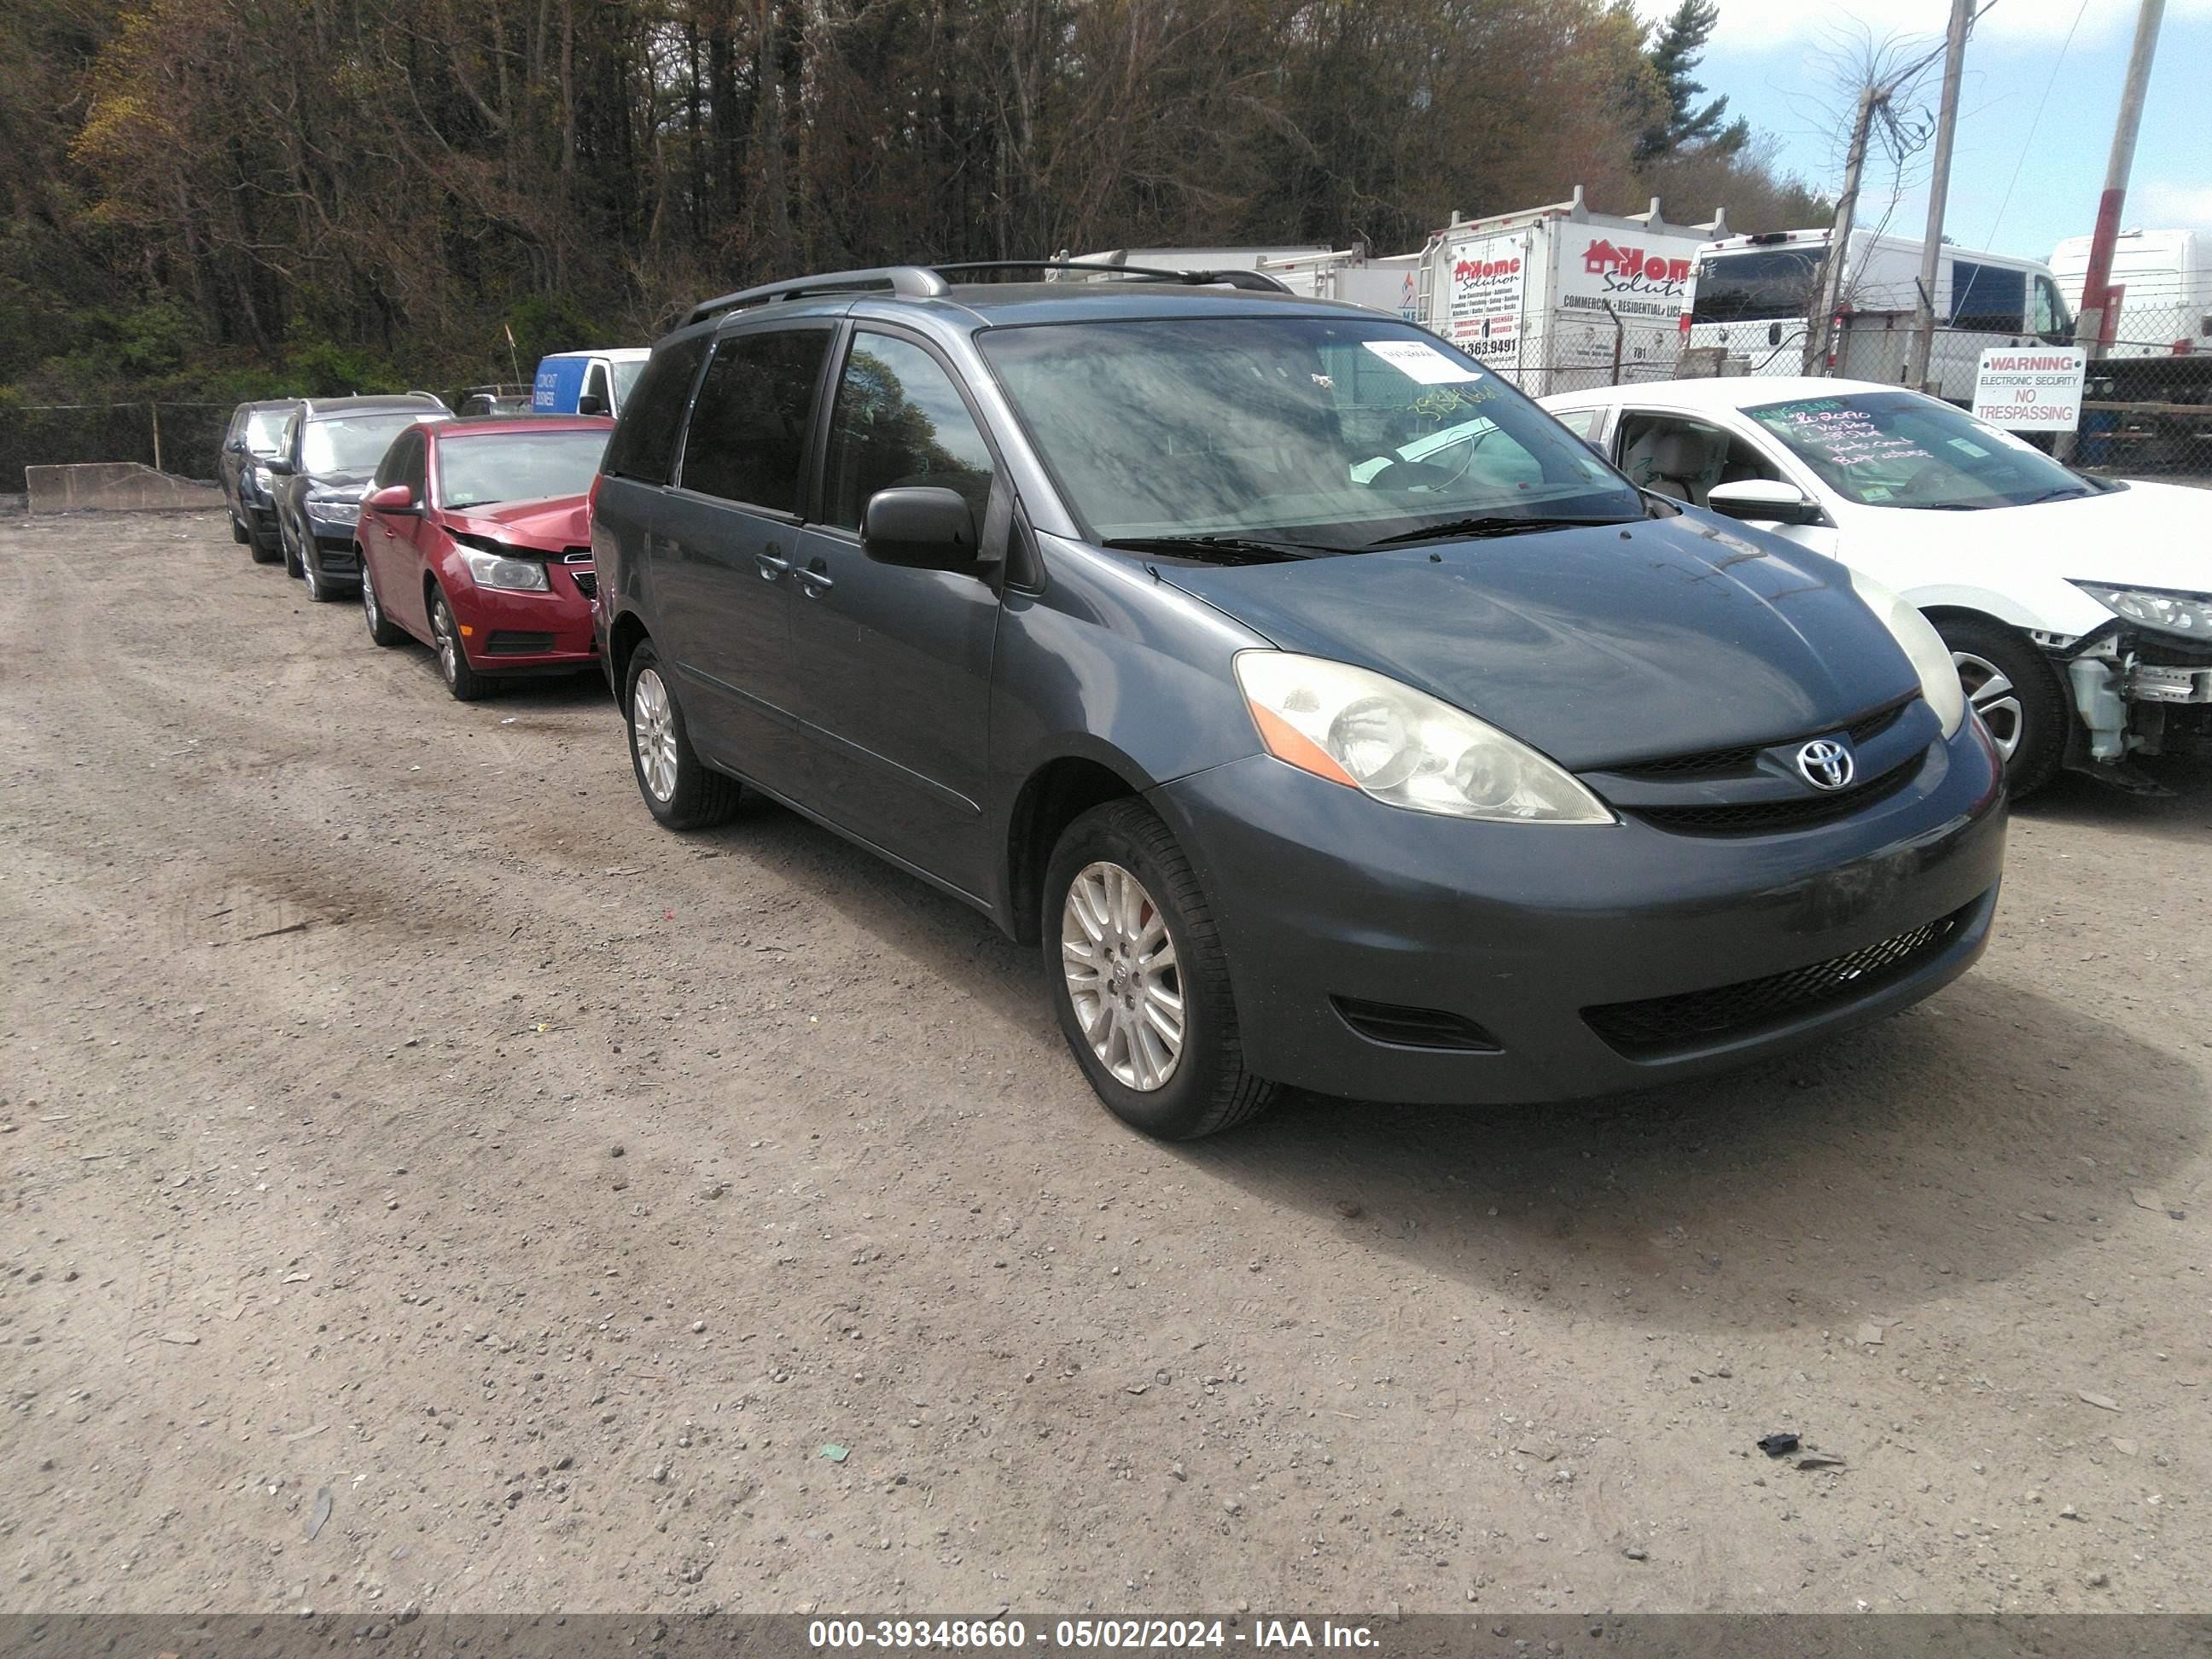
[457,545,550,591]
[1846,569,1965,737]
[2071,581,2212,639]
[304,495,359,525]
[1233,651,1614,824]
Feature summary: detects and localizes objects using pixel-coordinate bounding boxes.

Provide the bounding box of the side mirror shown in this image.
[578,393,608,416]
[861,486,978,571]
[1767,322,1784,346]
[1705,479,1821,527]
[364,483,419,515]
[1581,435,1609,459]
[226,437,248,453]
[265,456,295,476]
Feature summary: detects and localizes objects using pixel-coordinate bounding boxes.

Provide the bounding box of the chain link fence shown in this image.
[1,400,236,492]
[1915,300,2212,481]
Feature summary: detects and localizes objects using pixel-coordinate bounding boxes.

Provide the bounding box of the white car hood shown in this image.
[1825,477,2210,638]
[1930,480,2209,591]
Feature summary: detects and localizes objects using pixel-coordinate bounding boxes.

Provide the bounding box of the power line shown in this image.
[1983,0,2091,248]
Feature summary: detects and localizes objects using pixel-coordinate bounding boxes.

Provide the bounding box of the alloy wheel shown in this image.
[632,667,679,803]
[1061,860,1185,1092]
[1953,649,2023,764]
[432,597,459,685]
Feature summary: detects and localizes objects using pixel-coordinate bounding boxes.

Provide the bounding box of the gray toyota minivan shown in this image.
[590,262,2005,1138]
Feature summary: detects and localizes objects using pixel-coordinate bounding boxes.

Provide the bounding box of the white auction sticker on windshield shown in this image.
[1362,339,1483,384]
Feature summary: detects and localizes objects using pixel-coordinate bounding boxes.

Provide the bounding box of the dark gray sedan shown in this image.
[590,265,2006,1138]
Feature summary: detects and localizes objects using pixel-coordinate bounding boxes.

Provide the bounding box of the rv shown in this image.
[1256,248,1423,319]
[1681,229,2069,401]
[1413,187,1727,395]
[2047,227,2212,356]
[2047,228,2212,471]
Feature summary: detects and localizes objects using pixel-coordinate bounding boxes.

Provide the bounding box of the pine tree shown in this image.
[1637,0,1749,160]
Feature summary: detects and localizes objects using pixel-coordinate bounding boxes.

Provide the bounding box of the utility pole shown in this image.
[2057,0,2163,460]
[1805,84,1882,376]
[1906,0,1974,390]
[2071,0,2164,353]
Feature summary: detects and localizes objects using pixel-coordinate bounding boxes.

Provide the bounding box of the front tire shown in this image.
[624,640,740,830]
[1936,616,2067,797]
[230,509,249,544]
[281,515,304,579]
[361,554,405,647]
[300,537,333,602]
[428,585,492,701]
[1043,799,1276,1139]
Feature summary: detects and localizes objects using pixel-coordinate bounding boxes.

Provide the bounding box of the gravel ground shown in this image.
[3,509,2208,1618]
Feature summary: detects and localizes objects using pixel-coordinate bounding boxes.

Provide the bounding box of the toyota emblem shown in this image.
[1796,738,1855,792]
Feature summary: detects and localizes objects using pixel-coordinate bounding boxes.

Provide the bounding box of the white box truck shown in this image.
[1680,228,2069,401]
[1412,186,1728,395]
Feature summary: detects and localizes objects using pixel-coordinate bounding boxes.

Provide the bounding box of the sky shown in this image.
[1656,0,2212,261]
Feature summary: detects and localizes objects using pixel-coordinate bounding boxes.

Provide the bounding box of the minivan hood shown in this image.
[1158,515,1918,772]
[306,470,375,498]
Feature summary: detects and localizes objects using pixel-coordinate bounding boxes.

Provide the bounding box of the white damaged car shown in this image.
[1539,375,2210,795]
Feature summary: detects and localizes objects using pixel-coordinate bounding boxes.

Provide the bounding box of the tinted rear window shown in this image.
[602,335,709,485]
[678,329,832,513]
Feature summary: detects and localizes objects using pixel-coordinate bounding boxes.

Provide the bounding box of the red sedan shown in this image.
[356,416,614,700]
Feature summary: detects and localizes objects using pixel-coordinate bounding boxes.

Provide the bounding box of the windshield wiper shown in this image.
[1100,533,1341,565]
[2019,485,2093,505]
[1368,514,1628,549]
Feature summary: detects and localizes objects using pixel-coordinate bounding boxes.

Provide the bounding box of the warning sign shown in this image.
[1971,346,2087,432]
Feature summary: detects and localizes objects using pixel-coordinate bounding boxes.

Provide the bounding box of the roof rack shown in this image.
[680,259,1294,329]
[682,265,949,329]
[932,259,1293,294]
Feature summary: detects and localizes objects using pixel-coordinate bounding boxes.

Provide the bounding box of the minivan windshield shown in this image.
[439,429,610,509]
[304,413,432,474]
[1746,390,2094,511]
[977,316,1638,548]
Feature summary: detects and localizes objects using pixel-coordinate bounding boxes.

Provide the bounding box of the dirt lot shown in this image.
[3,509,2208,1619]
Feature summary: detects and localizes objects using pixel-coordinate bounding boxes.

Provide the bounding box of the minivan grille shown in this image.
[1607,701,1909,780]
[1581,903,1972,1057]
[1630,757,1917,834]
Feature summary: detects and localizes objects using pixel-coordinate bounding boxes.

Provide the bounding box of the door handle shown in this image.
[793,565,834,598]
[754,552,791,581]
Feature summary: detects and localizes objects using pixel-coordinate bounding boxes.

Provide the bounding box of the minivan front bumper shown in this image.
[1150,720,2005,1104]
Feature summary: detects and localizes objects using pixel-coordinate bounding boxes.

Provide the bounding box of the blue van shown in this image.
[532,349,652,417]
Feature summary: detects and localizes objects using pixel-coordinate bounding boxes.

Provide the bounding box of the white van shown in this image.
[1683,230,2071,400]
[531,347,651,417]
[2048,228,2212,356]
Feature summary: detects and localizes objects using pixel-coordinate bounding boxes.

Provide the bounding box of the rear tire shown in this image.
[625,640,740,830]
[1936,616,2067,798]
[428,585,492,701]
[1043,799,1276,1139]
